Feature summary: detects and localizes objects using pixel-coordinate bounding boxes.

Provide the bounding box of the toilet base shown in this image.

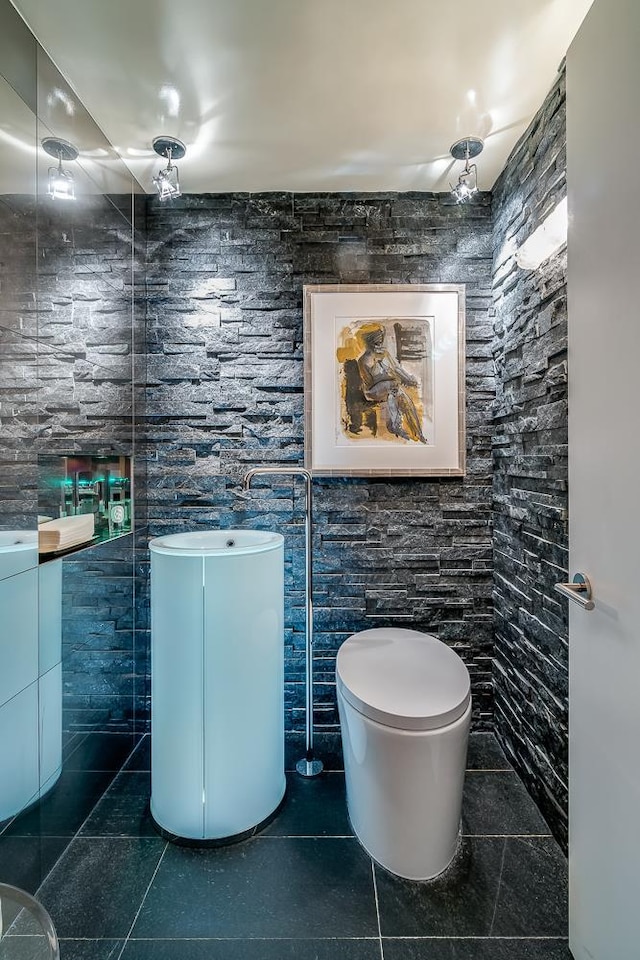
[348,808,463,881]
[339,695,471,881]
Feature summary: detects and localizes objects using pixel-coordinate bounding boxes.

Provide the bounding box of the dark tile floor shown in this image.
[0,733,139,894]
[2,733,571,959]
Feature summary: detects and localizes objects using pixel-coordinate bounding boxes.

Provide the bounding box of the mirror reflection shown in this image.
[0,13,141,878]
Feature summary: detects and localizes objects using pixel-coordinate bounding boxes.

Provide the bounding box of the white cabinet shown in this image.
[0,558,62,822]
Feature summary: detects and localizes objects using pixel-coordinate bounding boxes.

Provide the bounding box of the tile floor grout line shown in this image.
[123,936,386,942]
[33,736,150,898]
[114,840,169,960]
[376,936,570,941]
[371,860,385,960]
[4,935,571,942]
[464,768,520,774]
[461,833,553,839]
[66,834,357,841]
[58,732,89,766]
[488,836,508,937]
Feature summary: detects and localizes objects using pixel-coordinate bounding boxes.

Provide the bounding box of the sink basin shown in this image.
[0,530,38,580]
[0,530,38,548]
[149,529,282,556]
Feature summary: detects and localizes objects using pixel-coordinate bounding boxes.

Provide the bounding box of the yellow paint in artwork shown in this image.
[335,322,383,363]
[335,318,430,445]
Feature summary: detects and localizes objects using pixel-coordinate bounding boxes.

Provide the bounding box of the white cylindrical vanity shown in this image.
[149,529,285,842]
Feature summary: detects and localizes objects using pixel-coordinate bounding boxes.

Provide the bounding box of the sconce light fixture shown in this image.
[152,136,185,201]
[42,137,78,201]
[515,197,568,270]
[449,137,483,203]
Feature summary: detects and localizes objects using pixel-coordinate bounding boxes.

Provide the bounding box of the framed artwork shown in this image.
[303,284,465,477]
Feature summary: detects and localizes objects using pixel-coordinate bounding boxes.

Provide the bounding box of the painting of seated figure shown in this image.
[337,318,433,446]
[304,284,465,477]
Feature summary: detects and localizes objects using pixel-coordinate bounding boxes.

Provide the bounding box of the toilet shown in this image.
[336,627,471,881]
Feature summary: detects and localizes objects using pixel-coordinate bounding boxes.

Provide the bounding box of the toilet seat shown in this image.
[336,627,471,731]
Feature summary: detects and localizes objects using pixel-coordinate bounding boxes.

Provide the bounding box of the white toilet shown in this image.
[336,627,471,881]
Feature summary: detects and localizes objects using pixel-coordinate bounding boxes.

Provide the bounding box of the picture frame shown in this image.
[303,283,465,477]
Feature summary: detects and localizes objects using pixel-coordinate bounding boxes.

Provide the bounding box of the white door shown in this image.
[567,0,640,956]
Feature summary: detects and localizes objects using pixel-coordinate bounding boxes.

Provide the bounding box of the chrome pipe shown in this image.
[242,467,323,777]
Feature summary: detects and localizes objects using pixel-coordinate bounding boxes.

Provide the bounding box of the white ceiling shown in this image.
[12,0,593,194]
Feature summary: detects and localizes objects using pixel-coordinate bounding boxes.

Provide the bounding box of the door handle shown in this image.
[554,573,594,611]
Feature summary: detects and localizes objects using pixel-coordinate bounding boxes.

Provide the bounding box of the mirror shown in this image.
[0,12,142,891]
[0,69,42,831]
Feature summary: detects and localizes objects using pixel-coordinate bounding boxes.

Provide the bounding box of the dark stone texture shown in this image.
[464,732,510,771]
[139,191,495,733]
[490,837,568,937]
[3,770,116,837]
[61,537,138,733]
[132,837,378,938]
[462,770,551,836]
[0,190,141,733]
[79,771,156,838]
[491,66,569,850]
[35,837,165,939]
[374,838,504,937]
[374,835,567,937]
[262,772,352,837]
[383,939,571,959]
[0,835,68,893]
[59,944,124,960]
[121,941,381,960]
[0,194,39,533]
[64,732,139,771]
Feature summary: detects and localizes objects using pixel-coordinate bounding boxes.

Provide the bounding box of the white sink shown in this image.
[0,530,38,581]
[149,529,283,556]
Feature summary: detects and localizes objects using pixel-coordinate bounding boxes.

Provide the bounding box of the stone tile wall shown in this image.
[38,196,138,733]
[139,192,495,733]
[0,192,139,732]
[491,66,569,848]
[0,195,38,531]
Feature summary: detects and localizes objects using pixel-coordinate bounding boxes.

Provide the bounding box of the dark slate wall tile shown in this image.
[0,191,141,734]
[61,534,137,733]
[491,66,568,849]
[139,191,495,733]
[0,195,39,531]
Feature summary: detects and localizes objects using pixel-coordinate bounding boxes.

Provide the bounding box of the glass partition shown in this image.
[0,65,42,835]
[0,0,143,891]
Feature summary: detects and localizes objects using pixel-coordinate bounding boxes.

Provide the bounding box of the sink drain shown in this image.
[225,538,236,548]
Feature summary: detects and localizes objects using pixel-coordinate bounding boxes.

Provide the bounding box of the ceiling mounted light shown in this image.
[152,136,185,201]
[449,137,483,203]
[42,137,78,201]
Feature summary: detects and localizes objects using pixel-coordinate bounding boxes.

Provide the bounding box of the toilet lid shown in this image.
[336,628,471,731]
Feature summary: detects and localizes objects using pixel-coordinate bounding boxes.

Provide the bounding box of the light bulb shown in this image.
[47,165,75,200]
[153,163,181,201]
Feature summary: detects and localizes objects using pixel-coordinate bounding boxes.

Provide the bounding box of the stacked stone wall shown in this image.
[140,191,495,732]
[492,66,569,848]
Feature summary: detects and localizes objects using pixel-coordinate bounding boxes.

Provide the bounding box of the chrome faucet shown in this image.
[242,466,322,778]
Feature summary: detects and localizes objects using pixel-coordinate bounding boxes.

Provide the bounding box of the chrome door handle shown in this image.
[554,573,594,611]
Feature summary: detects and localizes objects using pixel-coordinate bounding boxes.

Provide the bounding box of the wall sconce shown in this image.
[152,136,185,201]
[515,198,568,270]
[449,137,484,203]
[42,137,78,201]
